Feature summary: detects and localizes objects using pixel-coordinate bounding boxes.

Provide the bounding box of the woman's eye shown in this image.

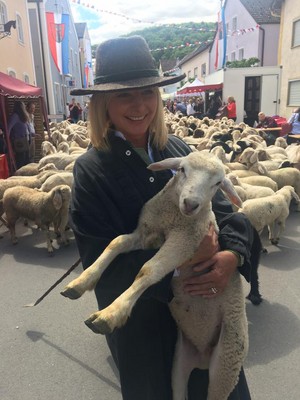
[117,92,131,98]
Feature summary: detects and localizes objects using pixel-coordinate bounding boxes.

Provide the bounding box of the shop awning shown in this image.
[177,83,223,95]
[0,72,42,96]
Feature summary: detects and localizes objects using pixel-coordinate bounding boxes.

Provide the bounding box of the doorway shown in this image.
[244,76,261,126]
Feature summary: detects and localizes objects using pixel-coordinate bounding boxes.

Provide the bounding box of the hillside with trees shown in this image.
[91,22,216,66]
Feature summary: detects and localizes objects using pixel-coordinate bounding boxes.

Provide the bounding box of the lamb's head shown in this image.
[148,152,242,216]
[50,185,71,210]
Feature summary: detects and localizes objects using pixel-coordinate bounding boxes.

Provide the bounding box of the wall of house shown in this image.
[0,0,36,84]
[260,23,280,66]
[179,50,210,84]
[224,0,260,64]
[278,0,300,118]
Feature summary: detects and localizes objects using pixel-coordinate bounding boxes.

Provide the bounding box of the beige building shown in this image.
[278,0,300,117]
[0,0,36,84]
[177,43,210,84]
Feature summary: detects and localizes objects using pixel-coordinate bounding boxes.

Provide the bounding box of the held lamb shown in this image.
[2,184,71,253]
[61,152,251,400]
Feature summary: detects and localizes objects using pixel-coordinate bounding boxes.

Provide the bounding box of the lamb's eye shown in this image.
[215,181,222,186]
[178,167,185,174]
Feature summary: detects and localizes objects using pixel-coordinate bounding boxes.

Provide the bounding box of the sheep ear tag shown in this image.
[220,177,243,208]
[147,157,182,172]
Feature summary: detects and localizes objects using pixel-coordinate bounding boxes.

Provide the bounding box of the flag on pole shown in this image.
[46,12,69,75]
[214,11,220,70]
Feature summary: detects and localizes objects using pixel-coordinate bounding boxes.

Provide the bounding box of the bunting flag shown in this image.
[214,11,220,70]
[221,5,227,68]
[46,12,69,74]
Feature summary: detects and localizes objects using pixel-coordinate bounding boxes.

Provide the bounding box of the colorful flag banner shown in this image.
[46,12,69,74]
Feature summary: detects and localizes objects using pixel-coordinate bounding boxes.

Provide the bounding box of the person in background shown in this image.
[194,97,204,117]
[226,96,237,122]
[68,98,82,123]
[256,112,278,129]
[287,107,300,134]
[186,98,196,116]
[26,101,37,163]
[67,35,260,400]
[0,123,7,154]
[286,107,300,144]
[8,101,30,169]
[206,93,222,119]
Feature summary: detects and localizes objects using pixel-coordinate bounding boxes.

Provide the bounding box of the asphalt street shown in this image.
[0,206,299,400]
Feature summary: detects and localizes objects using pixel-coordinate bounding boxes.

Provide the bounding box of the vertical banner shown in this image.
[61,14,70,75]
[221,6,227,68]
[46,12,69,75]
[214,11,220,70]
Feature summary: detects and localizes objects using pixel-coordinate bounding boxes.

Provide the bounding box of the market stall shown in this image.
[0,72,48,174]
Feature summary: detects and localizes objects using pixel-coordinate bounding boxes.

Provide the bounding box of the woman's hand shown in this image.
[183,250,239,298]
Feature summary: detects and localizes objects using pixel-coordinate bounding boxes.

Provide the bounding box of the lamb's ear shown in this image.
[147,157,182,171]
[257,162,268,175]
[220,177,243,208]
[52,189,63,210]
[249,150,258,164]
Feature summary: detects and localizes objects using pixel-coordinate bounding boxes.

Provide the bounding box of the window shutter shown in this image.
[288,80,300,106]
[292,19,300,47]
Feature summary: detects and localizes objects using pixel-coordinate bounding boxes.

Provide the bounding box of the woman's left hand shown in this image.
[183,250,239,297]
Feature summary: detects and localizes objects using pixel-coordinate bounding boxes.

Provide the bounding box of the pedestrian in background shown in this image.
[26,101,37,163]
[8,101,30,169]
[226,96,237,122]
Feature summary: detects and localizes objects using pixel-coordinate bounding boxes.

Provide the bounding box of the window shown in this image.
[0,1,7,25]
[188,70,191,79]
[239,48,244,60]
[232,17,237,32]
[8,69,16,78]
[23,73,30,83]
[201,63,206,77]
[16,13,24,43]
[288,80,300,106]
[231,52,236,61]
[194,67,198,78]
[292,19,300,47]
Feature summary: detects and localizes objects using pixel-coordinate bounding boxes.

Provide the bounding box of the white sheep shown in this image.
[238,186,299,247]
[39,172,74,192]
[2,184,71,253]
[227,174,275,200]
[61,151,248,400]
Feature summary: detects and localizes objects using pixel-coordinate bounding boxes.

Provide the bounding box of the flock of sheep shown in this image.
[0,113,299,255]
[1,113,299,400]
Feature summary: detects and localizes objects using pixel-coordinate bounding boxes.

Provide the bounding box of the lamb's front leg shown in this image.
[84,237,193,334]
[61,232,142,299]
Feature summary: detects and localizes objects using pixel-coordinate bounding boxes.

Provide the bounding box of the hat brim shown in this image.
[70,73,186,96]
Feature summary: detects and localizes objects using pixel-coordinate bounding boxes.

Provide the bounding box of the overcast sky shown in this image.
[70,0,221,45]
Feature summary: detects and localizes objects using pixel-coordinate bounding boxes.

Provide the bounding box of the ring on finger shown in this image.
[211,287,218,294]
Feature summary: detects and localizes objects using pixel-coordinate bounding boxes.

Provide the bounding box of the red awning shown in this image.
[0,72,42,97]
[177,83,223,95]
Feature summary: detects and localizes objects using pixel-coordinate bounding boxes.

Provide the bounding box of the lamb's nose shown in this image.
[183,198,199,214]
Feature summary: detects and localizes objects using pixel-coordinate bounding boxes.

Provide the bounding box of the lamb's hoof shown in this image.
[84,318,112,335]
[262,247,268,253]
[270,239,279,245]
[247,293,263,305]
[60,287,82,300]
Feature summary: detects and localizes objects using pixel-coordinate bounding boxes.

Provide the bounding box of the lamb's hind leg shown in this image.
[207,316,248,400]
[61,232,142,300]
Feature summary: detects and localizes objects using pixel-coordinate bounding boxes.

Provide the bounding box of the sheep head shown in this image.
[148,152,242,217]
[50,185,71,210]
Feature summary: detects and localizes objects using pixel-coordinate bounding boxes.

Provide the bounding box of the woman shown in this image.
[69,35,259,400]
[26,101,37,163]
[227,96,237,121]
[8,101,30,169]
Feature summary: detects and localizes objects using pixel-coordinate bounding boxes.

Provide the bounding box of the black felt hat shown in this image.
[71,35,185,95]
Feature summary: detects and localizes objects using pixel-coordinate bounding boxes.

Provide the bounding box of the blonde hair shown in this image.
[228,96,235,103]
[88,87,168,150]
